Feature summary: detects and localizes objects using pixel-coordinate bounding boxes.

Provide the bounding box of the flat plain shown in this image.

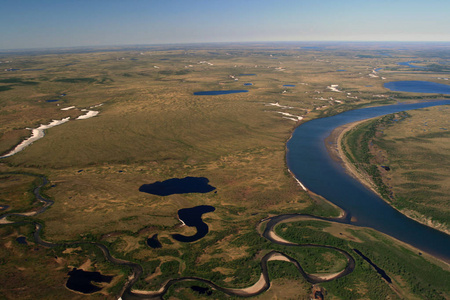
[0,42,449,299]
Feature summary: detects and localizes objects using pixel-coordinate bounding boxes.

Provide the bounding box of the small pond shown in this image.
[66,268,113,294]
[172,205,215,243]
[194,90,248,96]
[147,234,162,249]
[244,83,253,86]
[283,84,296,87]
[16,236,28,245]
[191,285,213,295]
[139,177,215,196]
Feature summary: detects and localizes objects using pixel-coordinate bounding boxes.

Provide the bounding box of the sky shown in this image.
[1,0,450,50]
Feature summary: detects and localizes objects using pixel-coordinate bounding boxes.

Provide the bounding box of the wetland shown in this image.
[1,42,450,299]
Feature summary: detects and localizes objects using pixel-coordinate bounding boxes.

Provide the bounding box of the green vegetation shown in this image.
[342,107,450,233]
[0,44,449,299]
[276,220,450,300]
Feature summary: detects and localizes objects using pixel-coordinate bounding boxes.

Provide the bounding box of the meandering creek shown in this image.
[2,100,450,298]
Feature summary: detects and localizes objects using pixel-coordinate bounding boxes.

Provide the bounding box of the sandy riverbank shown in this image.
[326,118,450,237]
[324,119,381,197]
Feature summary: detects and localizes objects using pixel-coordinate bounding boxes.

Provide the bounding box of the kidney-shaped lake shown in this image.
[139,177,215,196]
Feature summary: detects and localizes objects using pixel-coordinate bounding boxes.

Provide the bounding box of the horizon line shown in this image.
[1,40,450,53]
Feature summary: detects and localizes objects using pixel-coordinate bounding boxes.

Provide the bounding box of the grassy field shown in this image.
[1,43,449,299]
[342,106,450,234]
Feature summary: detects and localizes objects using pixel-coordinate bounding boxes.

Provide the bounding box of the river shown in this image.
[287,100,450,262]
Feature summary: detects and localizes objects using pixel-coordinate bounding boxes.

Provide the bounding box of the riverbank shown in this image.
[325,119,382,198]
[327,118,450,236]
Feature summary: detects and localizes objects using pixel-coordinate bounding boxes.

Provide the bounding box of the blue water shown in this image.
[244,83,253,86]
[337,70,347,72]
[194,90,248,96]
[283,85,296,87]
[147,234,162,248]
[172,205,216,243]
[287,100,450,261]
[46,99,59,102]
[139,177,215,196]
[398,61,425,69]
[374,68,382,72]
[16,236,28,245]
[384,81,450,94]
[66,268,113,293]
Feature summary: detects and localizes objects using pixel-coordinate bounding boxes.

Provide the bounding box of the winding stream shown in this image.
[2,100,450,298]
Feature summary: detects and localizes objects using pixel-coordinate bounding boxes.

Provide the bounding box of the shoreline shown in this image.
[325,118,382,197]
[326,119,450,237]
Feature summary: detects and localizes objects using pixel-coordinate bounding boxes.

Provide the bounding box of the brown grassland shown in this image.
[0,43,449,299]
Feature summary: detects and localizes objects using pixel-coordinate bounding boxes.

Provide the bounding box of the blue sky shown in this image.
[1,0,449,50]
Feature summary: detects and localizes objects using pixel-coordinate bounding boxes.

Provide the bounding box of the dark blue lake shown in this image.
[374,68,382,72]
[172,205,215,243]
[46,99,59,102]
[147,234,162,248]
[244,83,253,86]
[194,90,248,96]
[287,100,450,261]
[384,81,450,94]
[283,85,296,87]
[191,285,213,295]
[66,268,113,294]
[16,236,28,245]
[139,177,215,196]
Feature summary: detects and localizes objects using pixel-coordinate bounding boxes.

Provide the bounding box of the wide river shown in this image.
[287,100,450,262]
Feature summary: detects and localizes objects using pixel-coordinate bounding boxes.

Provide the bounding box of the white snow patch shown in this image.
[76,110,99,120]
[327,85,341,92]
[277,111,303,120]
[1,117,70,158]
[90,103,103,109]
[61,106,75,111]
[282,117,299,122]
[266,102,293,109]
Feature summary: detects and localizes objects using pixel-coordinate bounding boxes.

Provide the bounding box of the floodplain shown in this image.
[1,42,450,299]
